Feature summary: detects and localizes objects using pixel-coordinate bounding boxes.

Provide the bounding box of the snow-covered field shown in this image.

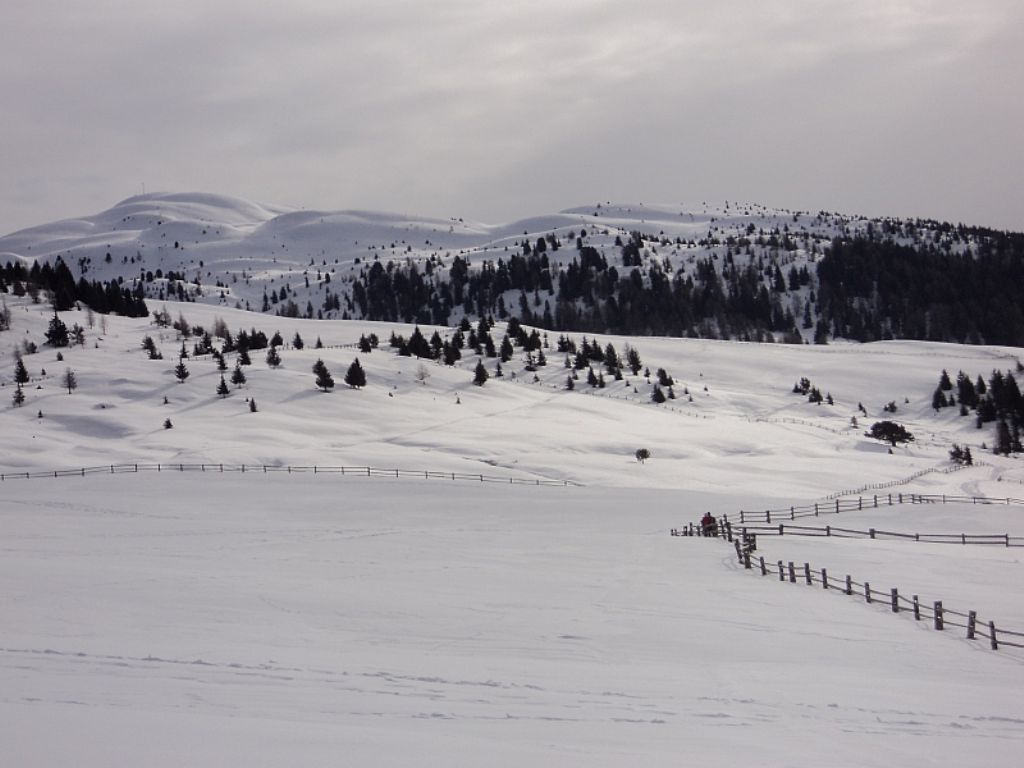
[2,296,1023,765]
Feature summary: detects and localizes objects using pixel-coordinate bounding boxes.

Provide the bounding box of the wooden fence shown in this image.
[712,522,1024,548]
[732,492,1024,526]
[730,543,1024,652]
[0,462,579,487]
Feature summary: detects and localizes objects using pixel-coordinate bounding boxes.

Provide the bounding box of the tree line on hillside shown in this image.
[337,226,1024,345]
[931,365,1024,455]
[1,259,149,317]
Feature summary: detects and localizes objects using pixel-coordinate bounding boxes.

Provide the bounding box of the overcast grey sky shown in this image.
[2,0,1021,234]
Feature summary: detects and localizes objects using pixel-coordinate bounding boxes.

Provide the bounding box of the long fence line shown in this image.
[821,462,979,501]
[730,541,1023,652]
[0,462,579,487]
[728,492,1024,526]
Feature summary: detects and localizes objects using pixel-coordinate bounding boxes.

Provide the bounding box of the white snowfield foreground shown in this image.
[1,474,1022,767]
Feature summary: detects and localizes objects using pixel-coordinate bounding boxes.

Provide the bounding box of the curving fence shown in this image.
[672,493,1024,652]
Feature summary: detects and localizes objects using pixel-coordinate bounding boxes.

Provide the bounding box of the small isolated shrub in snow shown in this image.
[635,448,651,464]
[163,418,173,429]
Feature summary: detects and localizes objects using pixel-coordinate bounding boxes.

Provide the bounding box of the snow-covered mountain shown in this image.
[2,199,1023,766]
[0,191,847,322]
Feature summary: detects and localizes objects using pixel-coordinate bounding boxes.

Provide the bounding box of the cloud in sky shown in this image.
[2,0,1021,233]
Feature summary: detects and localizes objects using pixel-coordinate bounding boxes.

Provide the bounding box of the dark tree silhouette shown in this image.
[344,358,367,388]
[313,358,334,391]
[866,420,914,446]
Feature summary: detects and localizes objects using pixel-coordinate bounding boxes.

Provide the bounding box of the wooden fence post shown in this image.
[778,561,785,581]
[865,582,872,603]
[845,575,852,595]
[934,601,944,630]
[891,588,899,613]
[759,556,767,576]
[913,595,920,620]
[821,568,828,589]
[788,562,796,583]
[870,528,876,539]
[779,523,784,536]
[743,550,751,569]
[858,497,863,510]
[990,622,998,650]
[804,563,812,585]
[967,611,977,640]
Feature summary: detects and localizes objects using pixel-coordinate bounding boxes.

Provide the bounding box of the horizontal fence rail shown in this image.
[721,522,1024,548]
[732,493,1024,525]
[0,462,580,488]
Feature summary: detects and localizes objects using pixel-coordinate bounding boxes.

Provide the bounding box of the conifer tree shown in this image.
[249,398,258,413]
[651,385,666,403]
[14,357,29,385]
[313,359,334,391]
[266,346,282,368]
[625,345,642,375]
[12,384,25,407]
[217,375,230,398]
[344,358,367,388]
[45,313,69,347]
[238,348,251,366]
[473,359,489,386]
[293,332,304,350]
[174,360,190,383]
[231,362,247,387]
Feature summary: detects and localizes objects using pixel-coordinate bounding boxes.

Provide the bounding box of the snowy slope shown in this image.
[1,291,1023,765]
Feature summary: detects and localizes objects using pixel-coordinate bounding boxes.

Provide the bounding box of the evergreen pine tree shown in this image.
[315,336,323,349]
[249,398,258,413]
[344,358,366,388]
[217,375,230,398]
[266,346,282,368]
[313,359,334,391]
[14,357,29,385]
[238,348,251,366]
[45,313,69,347]
[215,351,227,371]
[12,384,24,407]
[174,360,190,383]
[625,345,642,375]
[565,375,575,391]
[473,359,489,386]
[231,362,247,387]
[293,332,304,350]
[651,385,666,403]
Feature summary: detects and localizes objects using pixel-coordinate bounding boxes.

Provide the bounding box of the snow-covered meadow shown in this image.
[2,296,1023,765]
